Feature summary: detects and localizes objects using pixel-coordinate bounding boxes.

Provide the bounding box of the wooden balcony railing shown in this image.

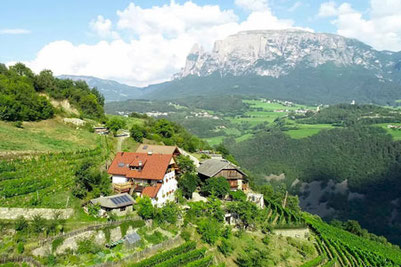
[113,182,133,193]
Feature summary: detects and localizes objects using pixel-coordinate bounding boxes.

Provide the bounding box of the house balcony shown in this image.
[113,182,133,193]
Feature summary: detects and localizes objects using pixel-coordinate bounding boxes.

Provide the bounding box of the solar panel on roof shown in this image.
[116,197,124,204]
[121,195,130,202]
[110,198,118,205]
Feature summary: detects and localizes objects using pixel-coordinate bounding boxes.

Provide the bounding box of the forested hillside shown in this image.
[0,63,105,121]
[229,123,401,245]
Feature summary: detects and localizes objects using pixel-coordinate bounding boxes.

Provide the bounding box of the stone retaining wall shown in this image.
[274,227,310,240]
[0,207,74,220]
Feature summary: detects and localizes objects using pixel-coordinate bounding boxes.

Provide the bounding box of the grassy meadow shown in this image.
[0,118,99,153]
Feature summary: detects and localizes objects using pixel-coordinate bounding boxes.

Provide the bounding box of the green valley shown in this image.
[1,64,401,266]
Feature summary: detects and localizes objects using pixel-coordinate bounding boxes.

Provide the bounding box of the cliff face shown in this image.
[177,30,397,80]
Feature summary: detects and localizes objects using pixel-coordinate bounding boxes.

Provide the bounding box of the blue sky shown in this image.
[0,0,398,86]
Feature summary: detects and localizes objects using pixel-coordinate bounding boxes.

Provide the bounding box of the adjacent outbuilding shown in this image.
[197,159,248,191]
[90,193,135,216]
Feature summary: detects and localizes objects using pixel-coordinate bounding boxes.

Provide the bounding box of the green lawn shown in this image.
[203,100,321,145]
[0,118,99,153]
[374,123,401,140]
[107,114,145,130]
[205,136,225,146]
[285,124,335,139]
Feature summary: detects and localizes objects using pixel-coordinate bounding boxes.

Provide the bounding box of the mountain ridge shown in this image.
[62,30,401,106]
[176,29,398,79]
[58,75,145,102]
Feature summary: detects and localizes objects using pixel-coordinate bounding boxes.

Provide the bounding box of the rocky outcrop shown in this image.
[176,29,395,80]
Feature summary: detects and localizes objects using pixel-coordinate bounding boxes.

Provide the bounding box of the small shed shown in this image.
[90,193,134,216]
[124,232,142,248]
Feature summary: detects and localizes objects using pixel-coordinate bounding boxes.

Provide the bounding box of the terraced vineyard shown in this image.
[305,215,401,267]
[261,196,401,266]
[265,200,306,227]
[129,241,212,267]
[0,141,108,208]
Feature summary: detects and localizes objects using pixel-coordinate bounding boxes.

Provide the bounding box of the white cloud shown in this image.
[90,15,119,39]
[288,2,302,12]
[235,0,269,11]
[318,1,401,51]
[24,1,308,86]
[318,1,338,17]
[0,28,30,35]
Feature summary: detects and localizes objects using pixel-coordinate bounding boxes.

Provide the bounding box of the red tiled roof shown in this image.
[142,183,162,198]
[108,152,173,180]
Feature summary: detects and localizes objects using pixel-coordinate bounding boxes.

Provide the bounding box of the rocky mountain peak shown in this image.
[176,29,390,79]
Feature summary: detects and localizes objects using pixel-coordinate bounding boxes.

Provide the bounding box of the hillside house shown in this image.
[136,144,181,157]
[90,193,134,216]
[108,152,178,206]
[197,159,248,191]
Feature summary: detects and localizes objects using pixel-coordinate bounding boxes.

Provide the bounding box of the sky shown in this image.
[1,0,400,87]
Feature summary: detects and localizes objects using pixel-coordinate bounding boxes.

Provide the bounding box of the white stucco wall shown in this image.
[152,171,178,207]
[112,175,128,184]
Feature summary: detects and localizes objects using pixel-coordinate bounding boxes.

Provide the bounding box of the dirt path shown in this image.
[116,134,129,152]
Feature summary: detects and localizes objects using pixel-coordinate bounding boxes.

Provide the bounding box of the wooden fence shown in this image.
[94,236,183,267]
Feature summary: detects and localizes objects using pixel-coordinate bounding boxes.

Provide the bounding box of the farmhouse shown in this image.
[90,193,134,216]
[108,152,178,206]
[136,144,181,157]
[197,159,248,191]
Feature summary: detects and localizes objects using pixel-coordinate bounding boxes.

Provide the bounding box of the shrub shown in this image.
[17,242,24,254]
[130,124,145,142]
[197,218,222,245]
[178,172,199,199]
[229,190,247,201]
[201,177,230,199]
[88,204,101,217]
[176,155,196,174]
[13,121,23,128]
[31,215,46,234]
[143,230,167,245]
[77,239,102,254]
[180,229,191,241]
[15,216,28,232]
[52,237,64,252]
[218,238,233,256]
[156,202,181,224]
[137,196,155,220]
